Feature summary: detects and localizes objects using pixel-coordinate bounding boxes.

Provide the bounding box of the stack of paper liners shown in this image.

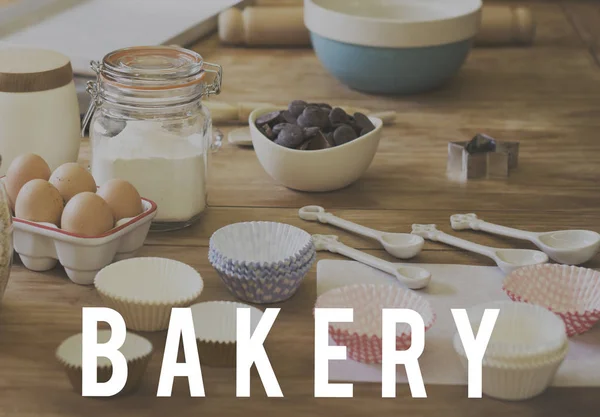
[447,140,519,181]
[56,331,153,395]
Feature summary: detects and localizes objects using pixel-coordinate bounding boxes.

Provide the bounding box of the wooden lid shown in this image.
[0,47,73,93]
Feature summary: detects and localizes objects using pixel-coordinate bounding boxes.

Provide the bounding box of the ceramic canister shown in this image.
[0,47,81,175]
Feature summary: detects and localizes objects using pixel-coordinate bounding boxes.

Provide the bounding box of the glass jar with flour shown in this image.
[82,46,222,231]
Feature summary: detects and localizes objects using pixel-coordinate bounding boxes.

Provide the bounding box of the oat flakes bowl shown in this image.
[249,107,383,192]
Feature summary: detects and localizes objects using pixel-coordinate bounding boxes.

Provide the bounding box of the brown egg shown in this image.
[97,179,143,221]
[5,153,51,210]
[49,163,97,203]
[15,179,64,226]
[61,192,114,237]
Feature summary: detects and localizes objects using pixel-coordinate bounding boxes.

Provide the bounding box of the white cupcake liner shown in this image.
[315,283,436,364]
[453,301,567,361]
[455,341,568,401]
[190,301,263,367]
[56,330,153,395]
[209,222,313,269]
[503,264,600,336]
[94,257,204,331]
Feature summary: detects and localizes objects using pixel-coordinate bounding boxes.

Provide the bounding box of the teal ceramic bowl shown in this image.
[304,0,482,95]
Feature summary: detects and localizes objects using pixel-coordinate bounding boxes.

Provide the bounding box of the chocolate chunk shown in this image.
[261,124,275,140]
[303,126,321,139]
[333,125,357,146]
[288,100,307,118]
[275,124,305,148]
[325,132,335,147]
[315,103,332,111]
[465,133,497,154]
[256,111,281,126]
[354,112,375,132]
[297,106,330,129]
[360,127,375,136]
[329,107,349,125]
[306,131,333,150]
[281,110,298,124]
[296,140,311,150]
[273,123,292,136]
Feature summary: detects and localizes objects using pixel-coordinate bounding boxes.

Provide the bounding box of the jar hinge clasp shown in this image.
[81,60,103,137]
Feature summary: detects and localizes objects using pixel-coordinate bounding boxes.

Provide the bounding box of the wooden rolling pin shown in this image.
[219,5,535,47]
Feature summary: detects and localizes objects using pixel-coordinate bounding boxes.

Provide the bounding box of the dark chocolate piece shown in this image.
[354,112,375,131]
[303,126,321,139]
[288,100,307,118]
[261,124,275,140]
[332,125,358,146]
[297,106,330,129]
[256,111,281,126]
[306,131,333,150]
[274,124,305,148]
[329,107,349,125]
[465,133,497,154]
[281,110,298,124]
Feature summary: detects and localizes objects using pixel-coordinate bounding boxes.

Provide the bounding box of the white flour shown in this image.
[91,122,207,222]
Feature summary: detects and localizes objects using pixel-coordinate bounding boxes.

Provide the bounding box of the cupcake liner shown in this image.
[315,284,436,364]
[216,253,315,304]
[503,264,600,336]
[453,301,567,361]
[94,257,204,331]
[209,245,315,280]
[56,330,153,395]
[455,342,568,401]
[191,301,263,367]
[209,221,313,269]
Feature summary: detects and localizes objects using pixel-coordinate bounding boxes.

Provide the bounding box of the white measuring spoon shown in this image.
[411,224,548,274]
[451,213,600,265]
[313,234,431,289]
[299,206,424,259]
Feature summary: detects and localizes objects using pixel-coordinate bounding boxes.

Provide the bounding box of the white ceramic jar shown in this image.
[0,47,81,175]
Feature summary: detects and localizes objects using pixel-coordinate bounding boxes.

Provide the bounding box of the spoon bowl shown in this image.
[380,233,424,259]
[494,249,549,274]
[537,230,600,265]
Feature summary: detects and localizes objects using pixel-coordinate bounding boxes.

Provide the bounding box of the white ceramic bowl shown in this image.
[249,107,383,192]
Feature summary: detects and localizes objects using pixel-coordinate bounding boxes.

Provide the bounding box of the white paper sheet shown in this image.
[0,0,244,75]
[317,260,600,387]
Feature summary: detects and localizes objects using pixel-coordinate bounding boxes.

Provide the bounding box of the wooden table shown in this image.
[2,1,600,416]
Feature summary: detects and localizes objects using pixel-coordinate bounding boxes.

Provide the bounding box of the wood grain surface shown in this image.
[1,1,600,417]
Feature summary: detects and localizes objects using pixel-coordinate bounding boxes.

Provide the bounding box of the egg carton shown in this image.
[13,198,157,285]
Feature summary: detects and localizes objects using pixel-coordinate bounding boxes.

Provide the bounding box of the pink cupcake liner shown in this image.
[503,264,600,336]
[315,284,435,365]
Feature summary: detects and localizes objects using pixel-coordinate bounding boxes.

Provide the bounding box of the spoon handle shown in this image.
[299,206,381,240]
[312,234,429,289]
[411,224,497,260]
[451,213,539,241]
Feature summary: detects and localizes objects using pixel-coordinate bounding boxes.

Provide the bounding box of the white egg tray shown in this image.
[12,198,157,285]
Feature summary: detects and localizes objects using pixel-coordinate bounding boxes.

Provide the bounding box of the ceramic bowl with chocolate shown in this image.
[249,101,383,192]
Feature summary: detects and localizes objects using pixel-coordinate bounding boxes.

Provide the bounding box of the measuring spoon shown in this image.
[313,234,431,289]
[451,213,600,265]
[299,206,424,259]
[411,224,548,274]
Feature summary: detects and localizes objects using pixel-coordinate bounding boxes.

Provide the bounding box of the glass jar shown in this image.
[82,46,222,231]
[0,155,13,306]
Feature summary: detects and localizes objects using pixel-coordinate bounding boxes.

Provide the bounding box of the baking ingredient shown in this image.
[61,192,114,236]
[97,179,143,221]
[255,101,376,151]
[5,153,51,210]
[465,133,497,154]
[91,121,207,223]
[49,162,97,202]
[15,179,63,226]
